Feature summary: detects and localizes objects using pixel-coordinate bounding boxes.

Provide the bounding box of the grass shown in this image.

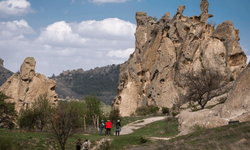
[109,117,178,149]
[154,121,250,150]
[0,116,178,150]
[3,116,250,150]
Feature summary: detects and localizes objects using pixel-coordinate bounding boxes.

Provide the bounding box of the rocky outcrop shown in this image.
[112,0,247,116]
[0,57,58,113]
[178,62,250,136]
[0,58,3,67]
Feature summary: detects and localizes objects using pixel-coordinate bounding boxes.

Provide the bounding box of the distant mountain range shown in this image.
[0,60,120,105]
[49,64,120,105]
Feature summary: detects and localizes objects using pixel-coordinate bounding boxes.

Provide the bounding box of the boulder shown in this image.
[0,57,58,113]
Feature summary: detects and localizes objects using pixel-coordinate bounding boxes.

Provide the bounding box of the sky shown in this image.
[0,0,250,77]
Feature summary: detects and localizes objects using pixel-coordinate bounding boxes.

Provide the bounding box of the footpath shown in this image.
[91,116,169,149]
[120,116,166,135]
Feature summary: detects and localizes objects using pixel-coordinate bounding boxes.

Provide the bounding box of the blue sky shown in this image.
[0,0,250,77]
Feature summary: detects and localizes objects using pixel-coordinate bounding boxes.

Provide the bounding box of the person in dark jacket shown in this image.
[99,120,105,135]
[115,120,121,136]
[76,138,82,150]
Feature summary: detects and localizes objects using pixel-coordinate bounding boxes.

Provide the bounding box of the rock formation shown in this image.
[112,0,247,116]
[178,62,250,135]
[0,58,3,67]
[0,57,58,113]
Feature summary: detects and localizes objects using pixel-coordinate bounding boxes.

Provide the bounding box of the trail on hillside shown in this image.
[120,116,166,135]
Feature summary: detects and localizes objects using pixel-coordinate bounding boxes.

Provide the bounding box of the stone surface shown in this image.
[112,0,246,116]
[178,62,250,136]
[0,57,58,113]
[221,63,250,119]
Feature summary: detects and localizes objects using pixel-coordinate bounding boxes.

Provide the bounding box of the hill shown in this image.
[49,64,120,104]
[0,66,13,86]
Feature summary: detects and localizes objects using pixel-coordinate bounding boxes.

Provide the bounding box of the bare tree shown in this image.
[185,69,223,109]
[49,102,82,150]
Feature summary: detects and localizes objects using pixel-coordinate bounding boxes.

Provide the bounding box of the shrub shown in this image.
[192,124,207,133]
[0,91,17,129]
[162,107,170,115]
[172,112,179,117]
[109,108,122,124]
[135,106,160,116]
[139,136,148,144]
[17,109,40,131]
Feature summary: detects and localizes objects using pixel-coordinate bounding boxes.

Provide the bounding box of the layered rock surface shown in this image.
[112,0,247,116]
[0,57,58,113]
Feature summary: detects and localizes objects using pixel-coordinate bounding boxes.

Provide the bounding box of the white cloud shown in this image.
[88,0,131,4]
[107,48,134,58]
[0,0,33,17]
[36,18,136,49]
[72,18,136,40]
[0,19,34,39]
[1,18,136,77]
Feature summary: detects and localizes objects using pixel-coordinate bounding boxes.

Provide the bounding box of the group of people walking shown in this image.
[100,120,121,136]
[76,120,121,150]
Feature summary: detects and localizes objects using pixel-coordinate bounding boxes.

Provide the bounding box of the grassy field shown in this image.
[2,116,249,150]
[0,116,177,150]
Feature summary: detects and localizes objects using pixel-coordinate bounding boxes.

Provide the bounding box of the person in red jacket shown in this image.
[105,120,112,136]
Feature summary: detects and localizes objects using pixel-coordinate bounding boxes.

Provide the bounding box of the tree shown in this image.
[85,93,102,129]
[0,91,17,129]
[109,108,122,124]
[185,69,223,109]
[33,94,53,131]
[49,101,82,150]
[17,94,53,131]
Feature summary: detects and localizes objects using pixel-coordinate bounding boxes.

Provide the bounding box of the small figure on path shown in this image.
[99,120,105,135]
[105,120,112,136]
[83,139,89,150]
[76,138,82,150]
[115,120,121,136]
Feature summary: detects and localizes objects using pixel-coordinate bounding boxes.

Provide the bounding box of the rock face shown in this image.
[112,0,247,116]
[0,57,58,113]
[178,62,250,136]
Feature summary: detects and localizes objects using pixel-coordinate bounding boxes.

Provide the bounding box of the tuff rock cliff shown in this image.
[0,57,58,113]
[112,0,247,116]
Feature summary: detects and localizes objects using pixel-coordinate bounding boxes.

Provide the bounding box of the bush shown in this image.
[172,112,179,117]
[0,91,17,129]
[109,108,122,124]
[136,106,159,116]
[162,107,169,115]
[139,136,148,144]
[17,109,40,131]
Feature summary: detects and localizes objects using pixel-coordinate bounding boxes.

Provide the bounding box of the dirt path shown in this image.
[120,116,166,135]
